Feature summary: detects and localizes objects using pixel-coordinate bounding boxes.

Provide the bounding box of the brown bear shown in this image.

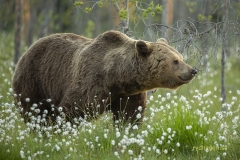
[12,30,197,125]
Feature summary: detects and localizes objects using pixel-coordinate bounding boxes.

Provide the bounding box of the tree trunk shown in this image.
[221,0,228,111]
[161,0,174,37]
[14,0,22,67]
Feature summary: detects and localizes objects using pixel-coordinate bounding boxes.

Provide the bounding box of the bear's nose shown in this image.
[191,69,197,76]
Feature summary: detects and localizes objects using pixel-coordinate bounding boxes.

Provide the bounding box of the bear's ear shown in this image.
[135,40,153,57]
[157,38,168,44]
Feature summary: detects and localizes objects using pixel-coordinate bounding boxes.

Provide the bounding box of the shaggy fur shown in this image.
[12,30,197,124]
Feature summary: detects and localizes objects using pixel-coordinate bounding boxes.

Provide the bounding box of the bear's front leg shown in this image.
[55,89,86,122]
[111,92,147,125]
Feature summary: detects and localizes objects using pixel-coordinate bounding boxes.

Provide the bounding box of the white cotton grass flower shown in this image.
[111,140,115,145]
[114,151,119,158]
[32,103,38,108]
[43,110,48,114]
[161,97,166,102]
[132,125,138,130]
[116,131,121,138]
[58,107,63,112]
[141,130,148,137]
[95,136,99,142]
[166,93,171,99]
[34,109,40,114]
[55,144,60,151]
[232,116,239,124]
[150,95,154,101]
[186,125,192,130]
[20,150,25,158]
[237,90,240,95]
[17,102,22,106]
[163,149,168,154]
[179,95,186,102]
[9,88,13,92]
[156,149,161,154]
[157,139,163,145]
[25,98,30,102]
[128,149,133,155]
[136,113,141,119]
[233,130,237,135]
[104,133,107,138]
[162,132,167,137]
[203,91,211,98]
[138,106,142,111]
[219,136,226,141]
[167,128,171,133]
[176,142,180,147]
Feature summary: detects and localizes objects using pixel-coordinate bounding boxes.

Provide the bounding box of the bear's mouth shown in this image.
[178,76,193,83]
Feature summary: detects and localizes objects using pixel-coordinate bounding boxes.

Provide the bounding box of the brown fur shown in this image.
[12,30,196,124]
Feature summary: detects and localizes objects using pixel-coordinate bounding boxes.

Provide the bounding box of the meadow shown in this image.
[0,32,240,160]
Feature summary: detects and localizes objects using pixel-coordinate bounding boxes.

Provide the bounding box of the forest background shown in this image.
[2,0,240,106]
[0,0,240,159]
[2,0,239,45]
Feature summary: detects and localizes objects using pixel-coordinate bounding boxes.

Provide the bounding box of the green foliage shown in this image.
[198,14,212,21]
[119,8,128,20]
[98,1,103,8]
[149,1,154,8]
[155,4,162,14]
[1,32,240,160]
[0,32,14,101]
[85,7,92,13]
[74,1,84,6]
[74,0,162,23]
[142,2,162,19]
[150,12,155,17]
[185,1,197,13]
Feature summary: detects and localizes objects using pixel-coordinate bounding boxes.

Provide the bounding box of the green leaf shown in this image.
[119,8,128,20]
[74,1,83,6]
[189,8,193,13]
[98,1,103,8]
[142,9,148,19]
[149,1,154,8]
[155,4,162,14]
[151,12,155,17]
[85,7,92,13]
[208,15,212,21]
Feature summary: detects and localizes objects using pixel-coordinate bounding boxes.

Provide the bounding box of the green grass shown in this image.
[0,32,240,160]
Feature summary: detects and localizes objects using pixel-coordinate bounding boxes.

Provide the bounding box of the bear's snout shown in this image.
[178,68,197,83]
[191,69,197,76]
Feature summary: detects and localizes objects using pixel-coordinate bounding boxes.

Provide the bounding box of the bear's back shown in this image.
[13,33,92,105]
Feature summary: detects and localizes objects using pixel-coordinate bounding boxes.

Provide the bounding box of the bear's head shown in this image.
[135,38,197,90]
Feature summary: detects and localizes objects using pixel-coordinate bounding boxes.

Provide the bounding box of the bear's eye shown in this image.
[174,60,178,65]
